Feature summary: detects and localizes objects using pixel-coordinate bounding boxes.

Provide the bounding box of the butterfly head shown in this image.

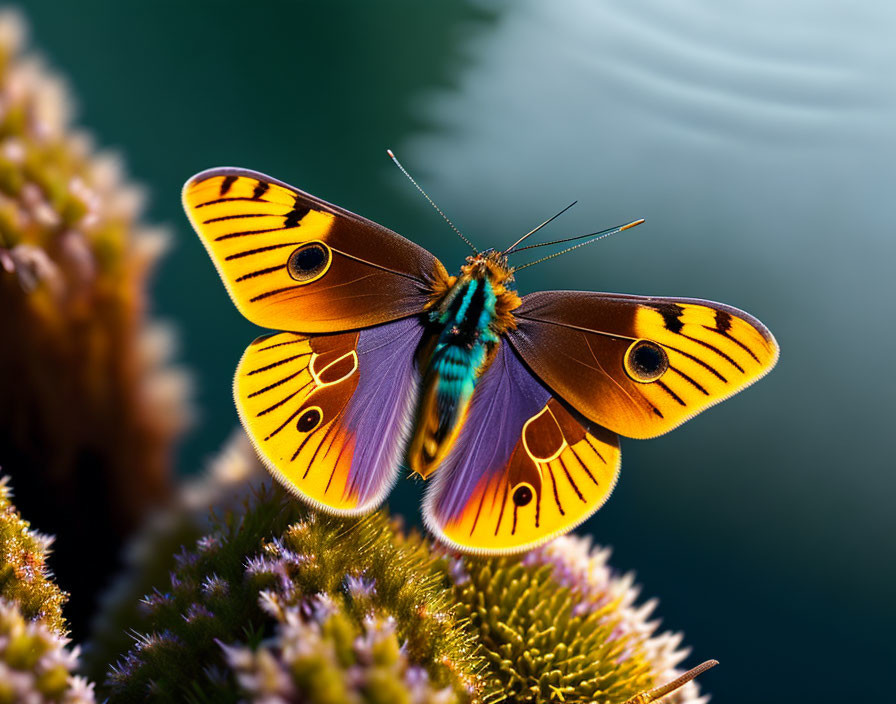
[462,248,514,286]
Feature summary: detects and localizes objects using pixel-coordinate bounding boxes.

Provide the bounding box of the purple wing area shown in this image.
[424,343,551,524]
[342,315,424,505]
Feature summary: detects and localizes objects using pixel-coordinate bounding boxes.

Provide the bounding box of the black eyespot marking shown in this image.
[633,343,664,374]
[296,408,321,432]
[513,484,533,507]
[625,340,669,383]
[287,242,330,282]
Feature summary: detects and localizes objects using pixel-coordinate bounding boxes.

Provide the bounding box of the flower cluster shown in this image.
[0,598,95,704]
[0,476,93,703]
[524,537,707,704]
[92,436,711,704]
[225,595,460,704]
[442,537,707,704]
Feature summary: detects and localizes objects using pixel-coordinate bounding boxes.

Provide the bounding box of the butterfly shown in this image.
[182,160,778,554]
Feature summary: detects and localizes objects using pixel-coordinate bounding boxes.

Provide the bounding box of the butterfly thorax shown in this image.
[409,251,521,478]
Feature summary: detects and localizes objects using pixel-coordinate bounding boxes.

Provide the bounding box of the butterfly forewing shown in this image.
[183,167,448,333]
[509,291,779,439]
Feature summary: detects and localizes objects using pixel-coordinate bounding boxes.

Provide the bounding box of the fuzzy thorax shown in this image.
[427,249,521,336]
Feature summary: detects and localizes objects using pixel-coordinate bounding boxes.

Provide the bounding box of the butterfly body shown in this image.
[183,167,779,554]
[411,251,521,476]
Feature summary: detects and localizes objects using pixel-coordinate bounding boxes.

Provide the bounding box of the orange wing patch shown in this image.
[435,400,620,553]
[184,172,338,331]
[235,331,367,514]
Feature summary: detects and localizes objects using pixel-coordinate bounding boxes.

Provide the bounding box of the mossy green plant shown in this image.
[437,536,706,704]
[103,482,481,703]
[0,475,66,633]
[94,437,710,704]
[522,538,706,704]
[447,557,649,702]
[83,431,266,681]
[0,475,95,702]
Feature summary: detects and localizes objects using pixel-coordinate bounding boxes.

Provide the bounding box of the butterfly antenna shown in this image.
[503,200,578,254]
[508,219,639,254]
[387,149,478,253]
[622,660,719,704]
[511,218,644,273]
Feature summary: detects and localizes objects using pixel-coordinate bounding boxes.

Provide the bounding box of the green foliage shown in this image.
[0,476,66,633]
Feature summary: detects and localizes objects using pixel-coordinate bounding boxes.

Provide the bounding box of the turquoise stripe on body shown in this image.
[429,277,500,422]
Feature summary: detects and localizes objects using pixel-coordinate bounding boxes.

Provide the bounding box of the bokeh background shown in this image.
[21,1,894,701]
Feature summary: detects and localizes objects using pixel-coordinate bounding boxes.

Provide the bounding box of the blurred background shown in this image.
[19,1,893,701]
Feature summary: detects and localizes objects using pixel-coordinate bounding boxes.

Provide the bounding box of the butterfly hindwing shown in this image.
[235,316,424,515]
[183,168,448,333]
[423,344,620,553]
[508,291,779,439]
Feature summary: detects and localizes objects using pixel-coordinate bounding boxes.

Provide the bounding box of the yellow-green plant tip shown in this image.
[0,598,96,703]
[35,664,70,697]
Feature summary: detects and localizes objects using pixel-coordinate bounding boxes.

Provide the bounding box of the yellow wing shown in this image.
[183,168,447,333]
[423,345,621,554]
[235,316,424,515]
